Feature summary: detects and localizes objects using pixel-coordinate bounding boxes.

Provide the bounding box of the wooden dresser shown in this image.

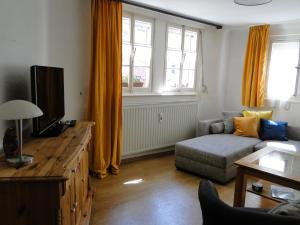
[0,122,94,225]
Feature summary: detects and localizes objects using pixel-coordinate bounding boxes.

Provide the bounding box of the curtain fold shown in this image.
[86,0,122,178]
[242,24,270,107]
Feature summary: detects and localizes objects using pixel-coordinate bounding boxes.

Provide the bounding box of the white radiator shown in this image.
[122,102,198,157]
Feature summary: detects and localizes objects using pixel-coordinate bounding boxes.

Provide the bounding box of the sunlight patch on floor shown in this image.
[123,179,144,185]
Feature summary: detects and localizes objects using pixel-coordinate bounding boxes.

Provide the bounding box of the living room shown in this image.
[0,0,300,225]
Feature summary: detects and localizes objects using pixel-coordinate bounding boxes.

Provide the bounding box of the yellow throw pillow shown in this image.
[233,117,259,138]
[242,110,273,120]
[242,110,273,129]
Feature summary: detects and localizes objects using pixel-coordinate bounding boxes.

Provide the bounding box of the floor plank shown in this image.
[90,154,278,225]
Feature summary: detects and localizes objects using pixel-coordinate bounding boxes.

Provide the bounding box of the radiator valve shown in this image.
[159,112,163,123]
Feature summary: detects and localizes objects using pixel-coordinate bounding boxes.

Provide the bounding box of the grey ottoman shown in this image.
[175,134,261,183]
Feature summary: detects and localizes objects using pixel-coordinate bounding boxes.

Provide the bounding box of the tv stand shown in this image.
[0,122,95,225]
[40,121,68,137]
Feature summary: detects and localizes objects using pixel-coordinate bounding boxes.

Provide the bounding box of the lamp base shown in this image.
[6,154,34,168]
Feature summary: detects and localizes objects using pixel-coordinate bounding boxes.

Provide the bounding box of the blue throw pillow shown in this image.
[260,119,288,141]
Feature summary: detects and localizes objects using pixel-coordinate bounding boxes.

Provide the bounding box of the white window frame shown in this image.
[164,24,200,92]
[266,37,300,100]
[122,12,154,93]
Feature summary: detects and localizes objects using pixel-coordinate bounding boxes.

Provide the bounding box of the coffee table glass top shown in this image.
[235,146,300,181]
[254,150,300,176]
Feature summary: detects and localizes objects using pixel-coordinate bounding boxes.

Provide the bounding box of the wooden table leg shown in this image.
[233,167,247,207]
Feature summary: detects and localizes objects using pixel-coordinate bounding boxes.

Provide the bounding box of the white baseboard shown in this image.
[121,145,175,160]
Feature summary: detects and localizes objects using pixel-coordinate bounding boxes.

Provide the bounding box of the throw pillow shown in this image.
[243,110,273,130]
[268,200,300,217]
[210,122,225,134]
[260,119,288,141]
[233,117,259,138]
[222,111,243,134]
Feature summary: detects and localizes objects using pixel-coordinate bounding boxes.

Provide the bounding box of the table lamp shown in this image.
[0,100,43,167]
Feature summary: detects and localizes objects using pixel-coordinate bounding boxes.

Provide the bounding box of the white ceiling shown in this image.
[129,0,300,26]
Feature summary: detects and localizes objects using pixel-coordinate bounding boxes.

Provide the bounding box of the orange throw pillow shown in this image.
[233,117,259,138]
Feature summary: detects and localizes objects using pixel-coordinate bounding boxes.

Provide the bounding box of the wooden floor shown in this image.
[90,154,278,225]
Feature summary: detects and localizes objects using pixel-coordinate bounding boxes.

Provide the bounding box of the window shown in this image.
[267,40,300,100]
[122,14,153,91]
[165,25,199,90]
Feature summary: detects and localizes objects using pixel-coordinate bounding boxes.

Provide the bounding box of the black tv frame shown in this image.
[31,65,65,137]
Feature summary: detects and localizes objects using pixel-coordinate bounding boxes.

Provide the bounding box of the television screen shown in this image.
[31,65,65,136]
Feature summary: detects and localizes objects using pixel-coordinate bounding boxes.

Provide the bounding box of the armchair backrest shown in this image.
[198,179,300,225]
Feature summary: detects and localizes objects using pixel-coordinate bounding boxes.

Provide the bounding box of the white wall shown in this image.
[222,28,248,111]
[198,29,224,119]
[45,0,90,120]
[0,0,90,150]
[221,22,300,126]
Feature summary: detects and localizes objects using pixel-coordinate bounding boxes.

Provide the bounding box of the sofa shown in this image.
[175,117,300,183]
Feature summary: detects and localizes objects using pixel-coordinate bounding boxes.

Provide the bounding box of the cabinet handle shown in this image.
[73,202,78,208]
[71,168,77,173]
[71,207,76,213]
[81,178,86,182]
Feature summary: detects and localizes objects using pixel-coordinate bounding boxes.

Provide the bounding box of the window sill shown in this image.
[122,92,200,106]
[122,92,198,97]
[265,97,300,104]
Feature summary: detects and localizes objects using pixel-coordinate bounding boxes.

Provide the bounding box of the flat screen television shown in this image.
[31,65,65,136]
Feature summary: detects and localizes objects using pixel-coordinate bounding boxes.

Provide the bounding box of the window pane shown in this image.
[166,50,182,69]
[134,46,151,67]
[167,27,182,49]
[122,66,130,87]
[184,30,198,51]
[122,43,131,66]
[267,41,300,100]
[122,17,131,43]
[183,52,197,70]
[134,20,152,45]
[133,67,150,88]
[166,69,180,89]
[182,70,195,88]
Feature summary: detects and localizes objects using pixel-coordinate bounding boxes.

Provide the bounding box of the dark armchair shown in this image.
[198,179,300,225]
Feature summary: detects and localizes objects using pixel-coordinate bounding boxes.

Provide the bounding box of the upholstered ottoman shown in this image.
[175,134,261,183]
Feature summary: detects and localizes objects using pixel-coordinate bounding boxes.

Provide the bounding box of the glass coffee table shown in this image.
[233,146,300,207]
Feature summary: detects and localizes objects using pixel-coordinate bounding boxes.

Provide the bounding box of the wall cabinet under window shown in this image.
[122,14,153,92]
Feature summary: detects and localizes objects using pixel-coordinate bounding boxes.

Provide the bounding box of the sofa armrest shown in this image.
[196,118,223,137]
[287,126,300,141]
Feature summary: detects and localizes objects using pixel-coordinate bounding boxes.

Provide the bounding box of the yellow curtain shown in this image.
[86,0,122,178]
[242,24,270,107]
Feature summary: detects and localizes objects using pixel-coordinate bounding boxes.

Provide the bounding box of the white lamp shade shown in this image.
[234,0,272,6]
[0,100,43,120]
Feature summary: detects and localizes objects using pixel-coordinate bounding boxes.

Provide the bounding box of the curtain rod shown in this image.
[122,0,222,29]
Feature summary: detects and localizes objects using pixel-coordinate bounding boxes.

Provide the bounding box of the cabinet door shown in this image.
[81,148,89,202]
[74,160,83,224]
[60,177,75,225]
[70,174,77,225]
